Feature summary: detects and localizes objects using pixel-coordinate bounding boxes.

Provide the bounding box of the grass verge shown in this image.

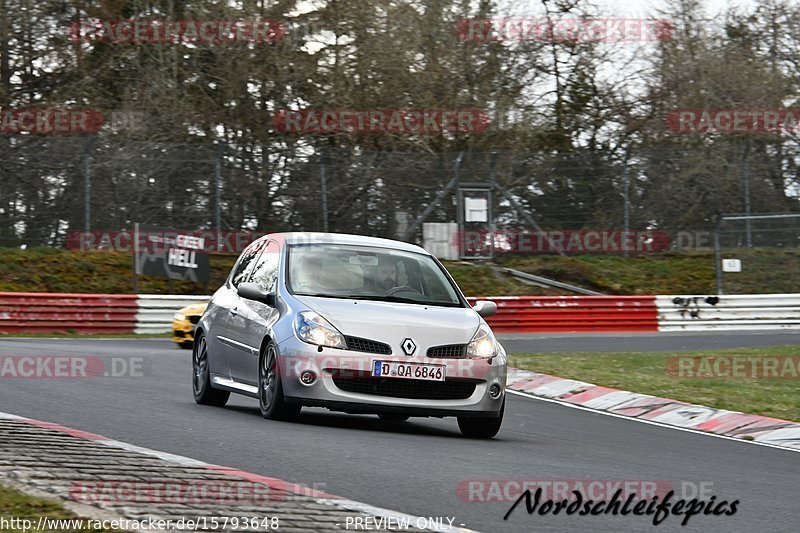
[2,247,800,296]
[0,483,119,532]
[496,248,800,294]
[509,345,800,422]
[0,248,540,296]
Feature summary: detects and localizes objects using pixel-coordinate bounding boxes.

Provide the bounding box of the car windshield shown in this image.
[288,244,462,307]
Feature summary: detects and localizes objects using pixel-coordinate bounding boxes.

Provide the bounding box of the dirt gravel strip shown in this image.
[0,412,476,533]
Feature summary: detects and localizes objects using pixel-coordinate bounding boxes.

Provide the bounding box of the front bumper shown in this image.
[277,336,507,418]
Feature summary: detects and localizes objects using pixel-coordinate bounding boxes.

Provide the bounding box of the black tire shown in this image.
[259,341,301,420]
[179,341,193,350]
[378,414,409,423]
[193,333,230,406]
[457,399,504,439]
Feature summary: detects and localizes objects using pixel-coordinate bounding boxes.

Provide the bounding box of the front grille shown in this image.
[188,315,201,325]
[173,329,187,338]
[427,344,467,359]
[331,372,476,400]
[345,336,392,355]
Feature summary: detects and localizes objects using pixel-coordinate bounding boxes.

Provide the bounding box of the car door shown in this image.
[227,239,282,385]
[212,238,265,378]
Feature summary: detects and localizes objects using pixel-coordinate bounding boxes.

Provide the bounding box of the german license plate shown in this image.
[372,361,445,381]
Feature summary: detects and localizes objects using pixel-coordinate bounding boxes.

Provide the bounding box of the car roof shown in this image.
[274,232,429,254]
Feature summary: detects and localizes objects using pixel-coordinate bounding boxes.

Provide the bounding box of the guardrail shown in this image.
[135,295,209,334]
[2,292,798,334]
[0,292,138,333]
[496,267,604,296]
[657,294,800,331]
[467,296,658,332]
[0,293,206,334]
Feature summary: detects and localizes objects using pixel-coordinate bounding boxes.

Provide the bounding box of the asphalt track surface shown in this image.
[0,334,798,533]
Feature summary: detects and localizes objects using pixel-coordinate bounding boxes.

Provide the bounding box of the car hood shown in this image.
[295,295,481,352]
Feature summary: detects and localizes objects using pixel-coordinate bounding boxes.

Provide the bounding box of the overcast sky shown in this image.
[595,0,755,17]
[503,0,758,18]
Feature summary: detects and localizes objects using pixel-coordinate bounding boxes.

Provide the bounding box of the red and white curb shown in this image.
[507,369,800,452]
[0,411,476,533]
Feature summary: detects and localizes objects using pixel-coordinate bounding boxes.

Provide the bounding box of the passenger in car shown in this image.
[293,255,326,293]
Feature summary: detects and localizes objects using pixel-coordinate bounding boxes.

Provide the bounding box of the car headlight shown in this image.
[173,312,185,321]
[466,323,498,359]
[295,311,346,349]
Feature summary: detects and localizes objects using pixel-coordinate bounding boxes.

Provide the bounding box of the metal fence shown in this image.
[713,213,800,294]
[2,137,799,264]
[0,139,631,247]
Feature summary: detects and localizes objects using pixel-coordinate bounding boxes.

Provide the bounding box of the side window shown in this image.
[230,240,264,287]
[250,241,280,294]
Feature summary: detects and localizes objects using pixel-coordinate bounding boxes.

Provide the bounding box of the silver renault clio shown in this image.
[193,232,506,438]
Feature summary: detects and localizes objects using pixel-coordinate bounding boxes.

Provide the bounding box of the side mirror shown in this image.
[472,300,497,318]
[237,282,276,306]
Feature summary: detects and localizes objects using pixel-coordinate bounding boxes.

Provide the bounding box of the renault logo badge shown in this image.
[401,338,416,356]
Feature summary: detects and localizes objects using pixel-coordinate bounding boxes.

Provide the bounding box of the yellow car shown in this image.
[171,302,208,349]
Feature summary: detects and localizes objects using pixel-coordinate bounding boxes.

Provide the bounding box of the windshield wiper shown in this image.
[296,292,459,307]
[344,294,462,306]
[293,292,343,299]
[344,294,418,304]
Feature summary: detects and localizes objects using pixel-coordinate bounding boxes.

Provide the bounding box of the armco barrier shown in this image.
[2,292,799,334]
[657,294,800,331]
[135,295,209,334]
[0,292,138,334]
[467,296,659,333]
[0,292,206,335]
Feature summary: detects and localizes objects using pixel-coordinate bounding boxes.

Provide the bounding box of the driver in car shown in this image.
[363,256,397,293]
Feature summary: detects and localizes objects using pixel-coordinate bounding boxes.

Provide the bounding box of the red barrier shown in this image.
[0,293,138,334]
[0,292,658,335]
[467,296,658,332]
